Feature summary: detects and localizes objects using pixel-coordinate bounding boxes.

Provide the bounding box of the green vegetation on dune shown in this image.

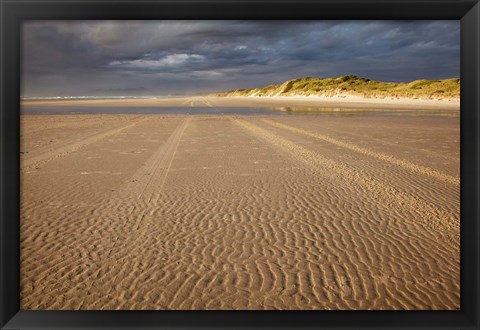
[213,75,460,100]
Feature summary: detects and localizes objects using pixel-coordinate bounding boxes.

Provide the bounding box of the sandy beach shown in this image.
[20,111,459,310]
[21,95,460,110]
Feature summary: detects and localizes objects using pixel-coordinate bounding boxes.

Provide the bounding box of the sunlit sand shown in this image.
[20,108,459,310]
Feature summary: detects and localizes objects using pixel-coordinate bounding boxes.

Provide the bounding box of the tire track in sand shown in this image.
[99,118,190,305]
[234,119,459,236]
[21,117,147,172]
[105,117,189,240]
[130,118,189,230]
[76,118,189,309]
[122,118,189,202]
[262,119,459,187]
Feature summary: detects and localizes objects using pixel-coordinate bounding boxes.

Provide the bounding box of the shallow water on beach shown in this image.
[22,106,281,115]
[21,106,459,118]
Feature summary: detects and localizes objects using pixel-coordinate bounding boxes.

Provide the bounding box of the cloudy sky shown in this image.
[21,20,459,97]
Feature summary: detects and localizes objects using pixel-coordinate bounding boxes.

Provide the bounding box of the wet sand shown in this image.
[20,113,460,310]
[21,95,460,110]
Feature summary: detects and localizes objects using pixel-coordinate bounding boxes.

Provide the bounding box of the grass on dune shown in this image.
[214,75,460,100]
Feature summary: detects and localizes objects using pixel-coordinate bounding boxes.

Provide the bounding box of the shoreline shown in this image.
[21,95,460,111]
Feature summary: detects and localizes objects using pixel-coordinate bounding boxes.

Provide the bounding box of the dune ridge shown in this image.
[214,75,460,101]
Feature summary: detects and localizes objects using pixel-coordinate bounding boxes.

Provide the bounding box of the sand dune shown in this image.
[20,113,459,310]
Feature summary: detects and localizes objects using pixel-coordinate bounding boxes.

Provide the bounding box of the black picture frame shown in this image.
[1,0,479,329]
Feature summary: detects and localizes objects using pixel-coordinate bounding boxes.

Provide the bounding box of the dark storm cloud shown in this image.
[21,20,460,97]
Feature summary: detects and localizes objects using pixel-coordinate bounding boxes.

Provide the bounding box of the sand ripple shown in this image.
[20,114,459,310]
